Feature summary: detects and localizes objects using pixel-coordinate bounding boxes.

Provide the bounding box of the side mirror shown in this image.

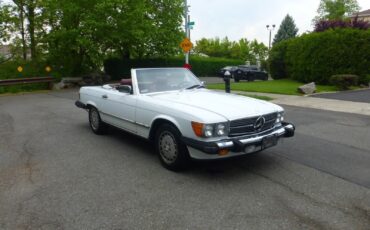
[117,85,132,94]
[201,81,206,87]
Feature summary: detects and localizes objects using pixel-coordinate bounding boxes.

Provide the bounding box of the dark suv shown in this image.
[219,66,238,78]
[233,65,268,82]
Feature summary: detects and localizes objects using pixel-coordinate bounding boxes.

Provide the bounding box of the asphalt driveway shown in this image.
[311,88,370,103]
[0,90,369,229]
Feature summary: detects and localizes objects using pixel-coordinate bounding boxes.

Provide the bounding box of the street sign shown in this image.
[188,21,195,26]
[180,38,193,53]
[17,66,23,73]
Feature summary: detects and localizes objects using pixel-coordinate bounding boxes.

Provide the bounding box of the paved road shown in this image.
[0,90,370,229]
[311,89,370,103]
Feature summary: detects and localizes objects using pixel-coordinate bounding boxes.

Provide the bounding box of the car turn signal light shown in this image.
[191,122,204,137]
[218,149,229,156]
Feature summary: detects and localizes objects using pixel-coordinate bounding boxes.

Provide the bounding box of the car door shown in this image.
[99,90,137,134]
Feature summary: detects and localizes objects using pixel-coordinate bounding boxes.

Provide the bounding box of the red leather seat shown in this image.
[120,79,132,86]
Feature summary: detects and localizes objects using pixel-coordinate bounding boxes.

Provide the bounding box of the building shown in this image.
[0,45,12,59]
[350,9,370,22]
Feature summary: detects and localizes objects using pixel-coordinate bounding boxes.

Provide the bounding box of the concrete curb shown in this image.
[221,90,370,116]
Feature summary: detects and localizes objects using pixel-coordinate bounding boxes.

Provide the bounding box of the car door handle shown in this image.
[102,95,108,99]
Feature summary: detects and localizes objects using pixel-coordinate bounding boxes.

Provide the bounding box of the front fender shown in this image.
[150,115,182,132]
[85,100,98,109]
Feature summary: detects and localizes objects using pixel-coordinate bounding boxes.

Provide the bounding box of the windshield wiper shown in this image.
[186,84,204,90]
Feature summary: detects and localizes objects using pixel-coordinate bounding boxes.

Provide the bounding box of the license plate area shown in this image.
[262,135,278,149]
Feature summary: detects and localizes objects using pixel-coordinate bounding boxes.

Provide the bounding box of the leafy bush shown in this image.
[314,17,370,32]
[104,56,244,80]
[362,75,370,85]
[0,60,62,81]
[269,29,370,84]
[330,74,359,90]
[268,40,289,79]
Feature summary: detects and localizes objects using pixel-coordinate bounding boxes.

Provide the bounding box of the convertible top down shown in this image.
[76,68,295,171]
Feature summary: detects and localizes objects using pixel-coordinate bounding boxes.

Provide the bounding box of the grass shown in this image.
[207,79,338,95]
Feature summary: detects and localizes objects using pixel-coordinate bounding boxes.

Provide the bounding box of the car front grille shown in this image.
[229,113,278,137]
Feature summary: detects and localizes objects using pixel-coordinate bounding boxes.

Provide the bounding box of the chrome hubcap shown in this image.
[90,109,99,130]
[159,131,178,164]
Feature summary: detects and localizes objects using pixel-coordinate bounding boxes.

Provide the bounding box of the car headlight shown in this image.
[191,122,228,137]
[204,124,214,137]
[276,112,285,123]
[215,123,226,136]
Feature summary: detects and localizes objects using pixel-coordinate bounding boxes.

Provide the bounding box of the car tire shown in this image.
[234,77,240,82]
[88,106,106,135]
[155,123,190,171]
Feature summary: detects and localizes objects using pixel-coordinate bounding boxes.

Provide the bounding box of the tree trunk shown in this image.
[27,1,36,60]
[19,6,27,60]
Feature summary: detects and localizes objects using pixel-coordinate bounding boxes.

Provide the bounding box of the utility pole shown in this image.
[266,24,275,50]
[184,0,190,64]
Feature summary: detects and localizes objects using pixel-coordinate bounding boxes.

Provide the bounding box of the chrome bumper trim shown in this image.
[239,127,285,145]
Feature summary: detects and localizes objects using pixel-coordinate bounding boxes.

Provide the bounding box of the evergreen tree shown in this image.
[273,14,299,45]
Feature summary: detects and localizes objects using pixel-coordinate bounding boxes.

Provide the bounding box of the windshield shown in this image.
[136,68,202,94]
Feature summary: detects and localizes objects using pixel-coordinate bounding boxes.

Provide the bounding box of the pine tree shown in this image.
[273,14,299,45]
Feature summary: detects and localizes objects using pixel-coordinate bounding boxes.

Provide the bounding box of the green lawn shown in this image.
[207,79,338,95]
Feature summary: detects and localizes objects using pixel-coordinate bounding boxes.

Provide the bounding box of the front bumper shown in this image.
[182,122,295,160]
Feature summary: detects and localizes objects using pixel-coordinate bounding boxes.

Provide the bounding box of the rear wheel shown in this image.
[234,77,240,82]
[89,107,106,135]
[155,124,190,171]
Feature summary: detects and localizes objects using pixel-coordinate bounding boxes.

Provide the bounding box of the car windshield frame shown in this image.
[135,68,202,94]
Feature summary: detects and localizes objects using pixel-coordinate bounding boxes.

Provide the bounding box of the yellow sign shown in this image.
[17,66,23,73]
[180,38,193,53]
[45,66,52,72]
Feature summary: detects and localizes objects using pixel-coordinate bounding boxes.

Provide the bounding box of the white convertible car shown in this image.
[76,68,295,171]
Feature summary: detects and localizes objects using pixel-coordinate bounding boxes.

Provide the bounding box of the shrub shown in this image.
[0,60,62,81]
[330,74,359,90]
[104,56,244,80]
[314,17,370,32]
[269,29,370,84]
[361,75,370,85]
[268,40,289,79]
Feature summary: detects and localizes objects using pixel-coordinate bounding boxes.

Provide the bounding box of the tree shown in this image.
[41,0,184,76]
[314,0,360,22]
[194,37,268,63]
[249,39,268,61]
[273,14,299,45]
[0,4,13,43]
[1,0,185,75]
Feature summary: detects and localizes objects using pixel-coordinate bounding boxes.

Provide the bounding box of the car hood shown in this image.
[148,89,282,121]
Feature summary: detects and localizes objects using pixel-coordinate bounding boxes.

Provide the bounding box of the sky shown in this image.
[188,0,370,46]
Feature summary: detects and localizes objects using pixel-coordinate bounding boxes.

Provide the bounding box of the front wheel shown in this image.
[155,124,190,171]
[89,107,106,135]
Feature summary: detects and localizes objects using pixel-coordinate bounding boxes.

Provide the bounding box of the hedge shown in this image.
[269,29,370,84]
[104,56,244,80]
[0,60,62,80]
[268,40,289,79]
